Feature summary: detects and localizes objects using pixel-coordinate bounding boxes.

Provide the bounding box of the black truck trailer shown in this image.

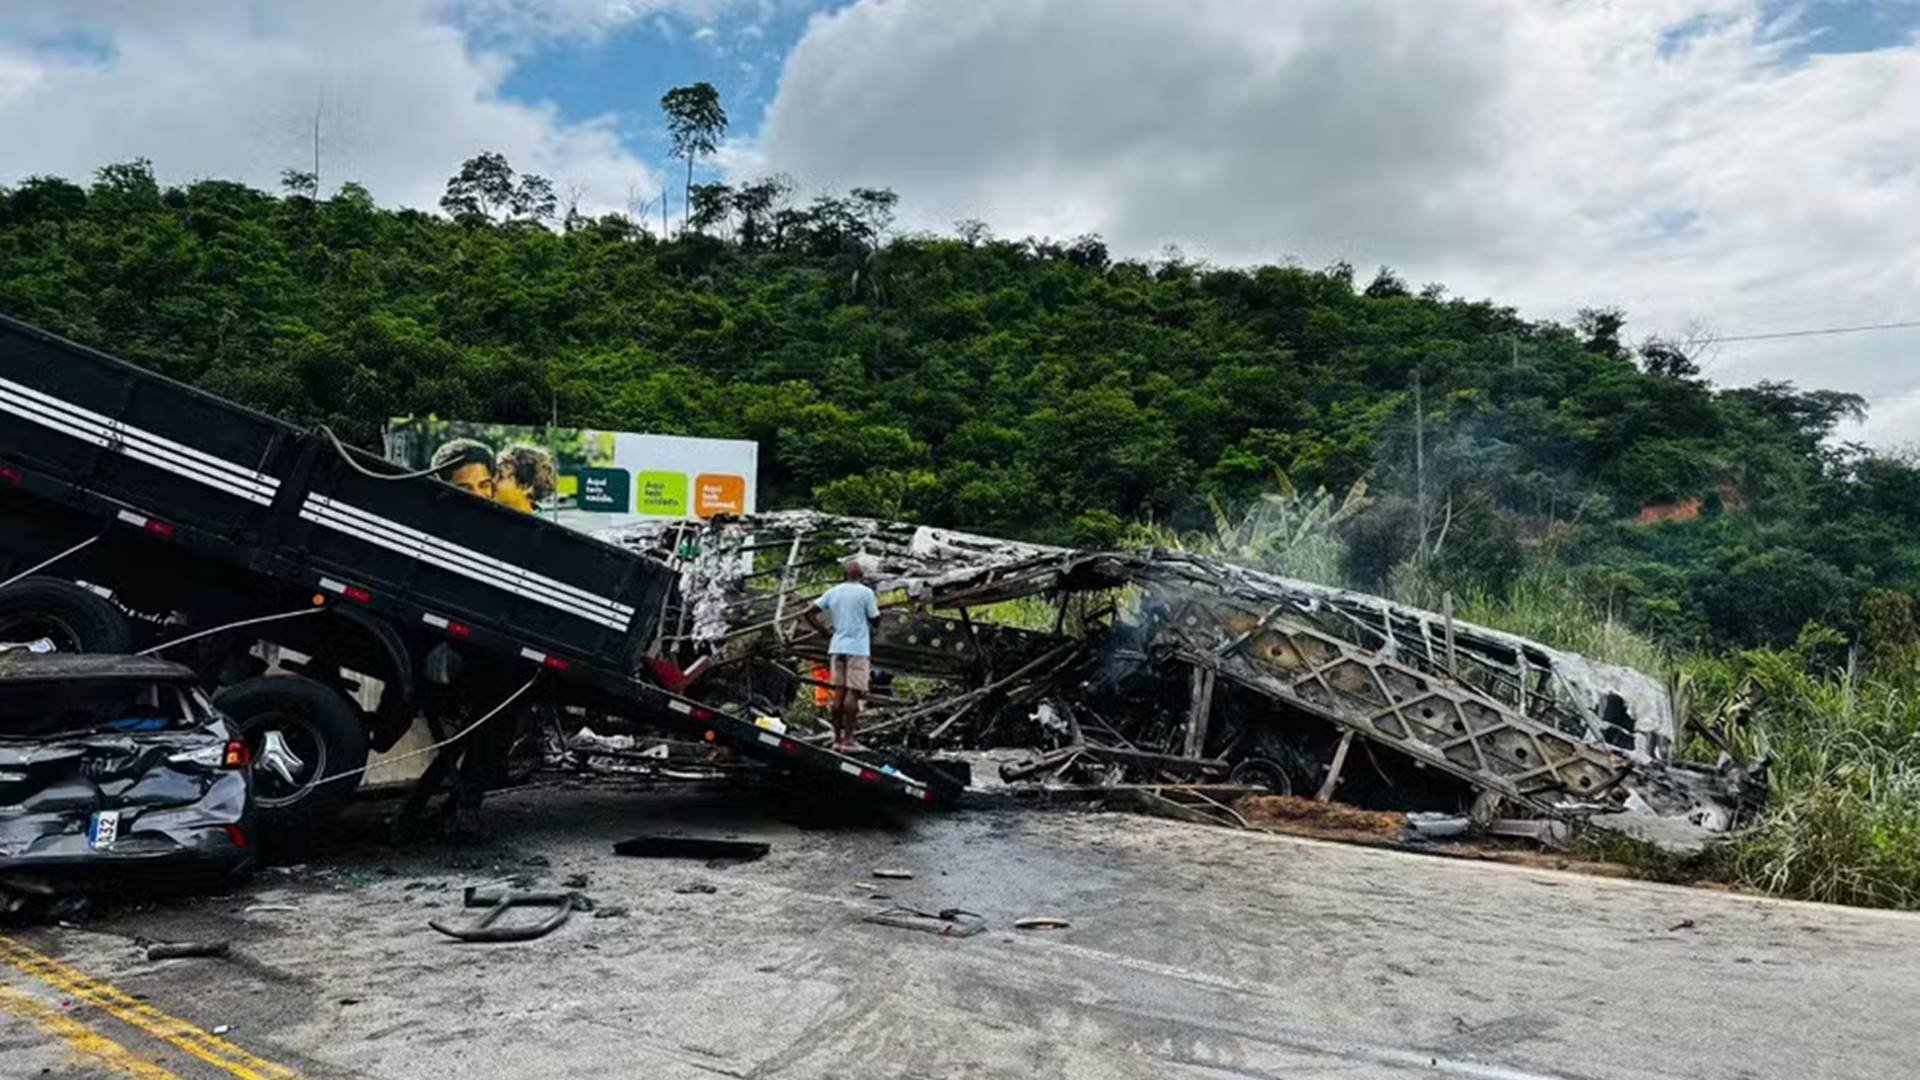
[0,313,942,830]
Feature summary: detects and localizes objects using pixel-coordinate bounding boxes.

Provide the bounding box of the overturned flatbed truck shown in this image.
[0,313,943,830]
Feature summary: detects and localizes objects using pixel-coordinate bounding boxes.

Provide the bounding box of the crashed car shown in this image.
[0,651,253,899]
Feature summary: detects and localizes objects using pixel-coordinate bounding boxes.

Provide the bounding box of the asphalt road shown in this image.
[5,781,1920,1080]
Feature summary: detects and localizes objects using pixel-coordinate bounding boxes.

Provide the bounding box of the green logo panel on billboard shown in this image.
[635,470,688,516]
[575,467,628,512]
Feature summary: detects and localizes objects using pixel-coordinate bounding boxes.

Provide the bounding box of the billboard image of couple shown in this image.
[384,419,757,533]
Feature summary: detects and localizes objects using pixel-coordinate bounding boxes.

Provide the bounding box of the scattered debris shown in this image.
[428,886,591,943]
[146,941,230,961]
[871,868,914,880]
[593,905,630,919]
[1405,813,1472,840]
[1669,918,1698,932]
[245,903,299,914]
[562,873,590,889]
[612,836,771,861]
[1013,917,1071,931]
[211,1024,231,1035]
[1487,818,1572,847]
[673,882,718,895]
[863,905,986,937]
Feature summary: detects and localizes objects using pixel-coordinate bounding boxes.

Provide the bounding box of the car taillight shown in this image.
[223,739,251,768]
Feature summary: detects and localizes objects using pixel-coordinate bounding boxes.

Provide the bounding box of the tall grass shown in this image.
[1128,474,1366,587]
[1391,564,1672,678]
[1683,640,1920,909]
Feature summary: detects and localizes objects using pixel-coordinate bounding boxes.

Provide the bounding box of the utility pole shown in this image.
[1414,369,1427,559]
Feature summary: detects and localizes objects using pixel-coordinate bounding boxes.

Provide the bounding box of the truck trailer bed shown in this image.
[0,313,944,806]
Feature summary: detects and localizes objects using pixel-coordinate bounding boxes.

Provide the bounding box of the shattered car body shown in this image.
[606,512,1764,852]
[0,653,252,896]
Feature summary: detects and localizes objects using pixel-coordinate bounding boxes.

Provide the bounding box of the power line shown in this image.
[1687,319,1920,346]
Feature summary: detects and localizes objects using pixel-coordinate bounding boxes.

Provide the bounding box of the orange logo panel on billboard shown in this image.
[695,473,745,516]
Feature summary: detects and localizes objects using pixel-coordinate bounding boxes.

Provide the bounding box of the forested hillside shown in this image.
[2,159,1915,654]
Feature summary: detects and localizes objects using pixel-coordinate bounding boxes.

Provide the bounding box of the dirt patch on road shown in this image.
[1236,795,1407,843]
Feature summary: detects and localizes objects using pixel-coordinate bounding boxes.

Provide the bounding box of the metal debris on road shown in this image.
[145,941,230,961]
[428,886,592,943]
[863,905,986,937]
[612,836,772,861]
[1013,917,1071,931]
[871,868,915,880]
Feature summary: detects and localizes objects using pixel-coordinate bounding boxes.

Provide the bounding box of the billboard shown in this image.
[384,418,757,532]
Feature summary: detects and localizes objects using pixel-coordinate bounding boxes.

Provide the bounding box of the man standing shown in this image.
[805,560,880,750]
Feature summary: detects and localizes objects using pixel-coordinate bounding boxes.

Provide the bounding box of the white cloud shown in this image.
[753,0,1920,444]
[0,0,678,214]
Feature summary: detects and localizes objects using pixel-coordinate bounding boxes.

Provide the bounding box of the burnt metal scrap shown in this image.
[604,513,1764,852]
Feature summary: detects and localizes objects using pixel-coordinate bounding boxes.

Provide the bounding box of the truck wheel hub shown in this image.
[258,730,306,787]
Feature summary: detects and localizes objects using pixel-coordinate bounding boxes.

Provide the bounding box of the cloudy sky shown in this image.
[1,0,1916,445]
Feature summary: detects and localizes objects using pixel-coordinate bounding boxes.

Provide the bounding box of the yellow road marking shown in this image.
[0,935,302,1080]
[0,980,183,1079]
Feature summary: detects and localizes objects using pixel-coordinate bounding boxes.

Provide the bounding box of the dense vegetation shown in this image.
[3,158,1914,654]
[4,158,1919,906]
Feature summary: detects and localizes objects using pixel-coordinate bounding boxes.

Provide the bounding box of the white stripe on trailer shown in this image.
[2,377,281,495]
[838,761,865,777]
[757,732,784,747]
[114,510,147,528]
[305,495,634,622]
[0,394,276,505]
[422,612,450,629]
[518,647,547,664]
[0,377,279,501]
[667,699,694,715]
[0,397,275,503]
[318,577,348,594]
[299,505,630,631]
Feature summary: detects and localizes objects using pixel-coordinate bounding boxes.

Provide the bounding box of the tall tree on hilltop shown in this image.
[660,82,728,231]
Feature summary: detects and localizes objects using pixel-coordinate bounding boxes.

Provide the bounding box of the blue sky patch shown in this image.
[1779,0,1920,55]
[495,2,840,181]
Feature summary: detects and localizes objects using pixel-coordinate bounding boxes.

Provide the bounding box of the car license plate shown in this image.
[87,810,119,851]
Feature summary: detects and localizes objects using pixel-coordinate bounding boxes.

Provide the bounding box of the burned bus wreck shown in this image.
[607,512,1765,853]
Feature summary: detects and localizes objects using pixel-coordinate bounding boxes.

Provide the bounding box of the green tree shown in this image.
[660,82,728,231]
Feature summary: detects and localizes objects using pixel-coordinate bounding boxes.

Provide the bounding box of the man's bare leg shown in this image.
[838,690,862,749]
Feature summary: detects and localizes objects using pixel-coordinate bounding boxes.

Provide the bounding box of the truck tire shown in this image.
[215,675,369,833]
[0,577,132,653]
